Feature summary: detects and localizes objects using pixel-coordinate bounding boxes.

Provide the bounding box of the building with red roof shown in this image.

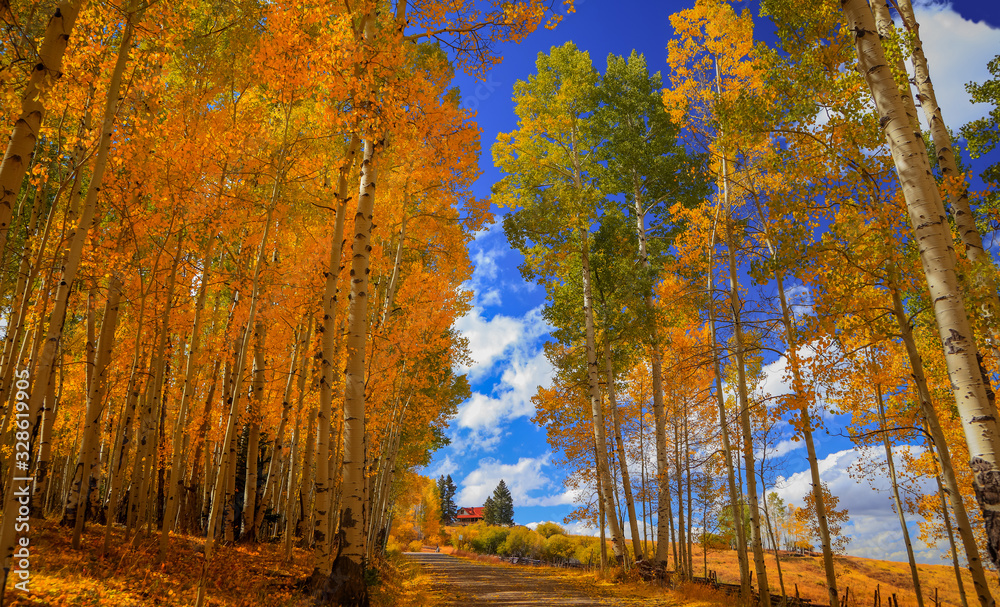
[455,506,485,525]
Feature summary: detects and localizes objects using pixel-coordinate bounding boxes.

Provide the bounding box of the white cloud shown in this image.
[425,455,459,479]
[907,1,1000,131]
[784,284,813,319]
[455,344,555,430]
[769,446,946,564]
[450,304,554,451]
[759,437,805,460]
[454,309,527,381]
[455,454,575,509]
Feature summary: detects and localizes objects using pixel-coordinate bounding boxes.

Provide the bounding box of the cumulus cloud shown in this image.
[906,2,1000,130]
[454,454,575,509]
[455,339,554,427]
[450,304,554,451]
[784,284,814,319]
[454,309,530,381]
[769,446,945,563]
[425,454,459,479]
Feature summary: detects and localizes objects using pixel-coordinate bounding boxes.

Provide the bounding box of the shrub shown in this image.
[541,533,574,563]
[499,527,542,558]
[535,521,566,539]
[469,525,510,555]
[407,540,423,553]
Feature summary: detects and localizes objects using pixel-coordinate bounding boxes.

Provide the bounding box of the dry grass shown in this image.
[687,544,999,607]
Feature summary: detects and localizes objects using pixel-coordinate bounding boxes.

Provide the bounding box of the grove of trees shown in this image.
[0,0,566,605]
[1,0,1000,606]
[496,2,1000,607]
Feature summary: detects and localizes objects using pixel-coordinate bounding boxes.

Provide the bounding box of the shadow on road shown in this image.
[403,552,612,606]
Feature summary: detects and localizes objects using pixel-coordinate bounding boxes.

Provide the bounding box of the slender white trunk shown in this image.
[841,0,1000,567]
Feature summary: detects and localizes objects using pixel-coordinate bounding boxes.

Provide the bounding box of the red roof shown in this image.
[456,507,485,519]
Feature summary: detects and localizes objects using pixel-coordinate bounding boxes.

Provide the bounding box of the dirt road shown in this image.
[403,552,615,606]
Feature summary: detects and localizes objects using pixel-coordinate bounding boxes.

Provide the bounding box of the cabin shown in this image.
[455,506,485,525]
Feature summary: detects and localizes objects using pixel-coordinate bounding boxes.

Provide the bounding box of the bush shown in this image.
[469,525,510,555]
[535,521,566,538]
[407,540,423,553]
[541,534,574,563]
[499,527,542,558]
[574,537,602,567]
[385,540,403,557]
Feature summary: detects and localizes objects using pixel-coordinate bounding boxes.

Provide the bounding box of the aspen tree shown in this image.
[64,277,122,547]
[893,0,1000,343]
[873,382,924,607]
[0,0,87,258]
[840,0,1000,567]
[752,191,841,607]
[312,134,360,580]
[255,322,302,533]
[580,229,628,563]
[0,3,140,587]
[604,338,642,559]
[196,199,275,606]
[888,276,994,606]
[324,131,378,604]
[242,321,266,540]
[158,240,214,558]
[706,231,750,591]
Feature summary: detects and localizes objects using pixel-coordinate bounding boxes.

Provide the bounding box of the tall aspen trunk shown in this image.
[0,7,136,588]
[130,229,183,537]
[630,182,672,564]
[285,349,308,561]
[638,412,650,555]
[710,59,750,594]
[242,322,266,540]
[759,475,786,602]
[685,416,694,577]
[753,218,840,607]
[927,437,970,607]
[604,338,642,559]
[597,457,608,572]
[579,228,627,563]
[842,0,1000,566]
[66,277,122,549]
[895,0,1000,363]
[0,0,86,257]
[31,390,57,517]
[103,332,148,552]
[322,136,376,606]
[159,240,213,561]
[874,384,924,607]
[312,134,360,580]
[256,322,303,533]
[673,420,686,577]
[186,359,221,533]
[725,233,769,607]
[889,277,994,606]
[196,201,275,606]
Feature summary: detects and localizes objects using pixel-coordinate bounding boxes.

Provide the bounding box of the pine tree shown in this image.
[490,480,514,527]
[444,476,458,523]
[483,496,497,526]
[437,475,457,524]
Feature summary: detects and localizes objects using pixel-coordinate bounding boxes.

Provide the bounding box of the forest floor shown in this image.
[2,518,317,606]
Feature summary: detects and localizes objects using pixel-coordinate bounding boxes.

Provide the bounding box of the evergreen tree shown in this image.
[489,479,514,527]
[437,475,457,524]
[483,496,497,525]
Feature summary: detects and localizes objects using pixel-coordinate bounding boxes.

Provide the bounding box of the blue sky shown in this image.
[422,0,1000,564]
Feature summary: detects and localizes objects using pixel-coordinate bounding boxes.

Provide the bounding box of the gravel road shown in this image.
[403,552,614,606]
